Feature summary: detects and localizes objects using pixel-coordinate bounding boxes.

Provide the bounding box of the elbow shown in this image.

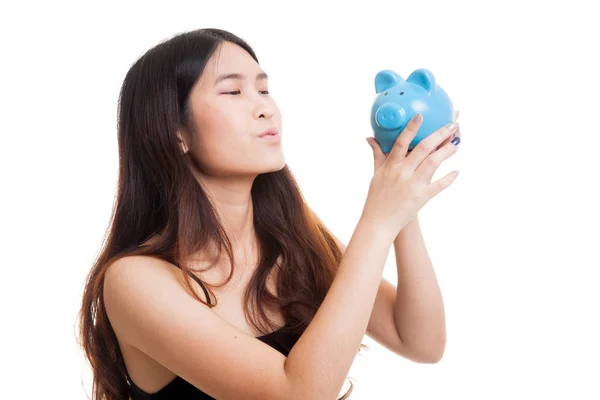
[401,341,446,364]
[418,350,444,364]
[408,348,445,364]
[422,343,446,364]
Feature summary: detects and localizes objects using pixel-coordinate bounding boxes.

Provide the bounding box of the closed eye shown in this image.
[223,90,270,95]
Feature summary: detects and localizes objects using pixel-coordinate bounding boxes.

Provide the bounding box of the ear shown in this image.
[406,68,436,93]
[374,69,404,94]
[176,129,189,154]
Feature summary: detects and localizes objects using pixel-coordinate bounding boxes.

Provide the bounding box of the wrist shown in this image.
[357,213,399,245]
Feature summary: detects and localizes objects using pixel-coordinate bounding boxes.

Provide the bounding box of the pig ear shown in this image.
[374,70,404,94]
[406,68,436,93]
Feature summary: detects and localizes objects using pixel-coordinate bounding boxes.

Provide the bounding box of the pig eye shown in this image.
[384,92,388,95]
[400,92,404,95]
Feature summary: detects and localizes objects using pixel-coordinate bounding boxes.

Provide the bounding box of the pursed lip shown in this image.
[259,128,279,138]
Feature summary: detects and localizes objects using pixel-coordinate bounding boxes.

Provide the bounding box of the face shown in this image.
[178,41,285,178]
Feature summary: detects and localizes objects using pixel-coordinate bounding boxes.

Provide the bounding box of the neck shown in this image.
[197,172,258,259]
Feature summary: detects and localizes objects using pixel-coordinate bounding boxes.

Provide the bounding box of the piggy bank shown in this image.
[370,68,454,154]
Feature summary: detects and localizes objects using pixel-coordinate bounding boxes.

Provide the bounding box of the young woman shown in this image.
[78,28,461,400]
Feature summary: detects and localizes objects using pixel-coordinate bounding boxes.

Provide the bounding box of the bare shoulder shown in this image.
[105,255,198,306]
[103,255,295,400]
[103,255,187,342]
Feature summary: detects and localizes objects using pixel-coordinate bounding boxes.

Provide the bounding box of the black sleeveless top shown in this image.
[127,262,299,399]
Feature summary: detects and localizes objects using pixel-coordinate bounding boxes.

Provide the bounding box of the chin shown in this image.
[258,155,286,174]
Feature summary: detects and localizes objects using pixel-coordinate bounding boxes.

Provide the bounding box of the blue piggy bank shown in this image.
[370,68,455,154]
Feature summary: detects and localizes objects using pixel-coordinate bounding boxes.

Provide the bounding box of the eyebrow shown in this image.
[214,72,269,85]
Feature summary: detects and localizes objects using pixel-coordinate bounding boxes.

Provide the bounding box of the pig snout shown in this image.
[375,103,407,130]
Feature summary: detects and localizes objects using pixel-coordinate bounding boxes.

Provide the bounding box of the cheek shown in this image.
[203,115,248,151]
[191,115,252,169]
[195,109,237,145]
[201,102,246,134]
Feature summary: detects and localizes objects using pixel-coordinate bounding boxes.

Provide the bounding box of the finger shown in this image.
[368,137,386,158]
[435,123,461,151]
[387,113,423,164]
[367,137,386,171]
[403,122,458,171]
[436,110,459,150]
[424,170,459,200]
[414,134,461,183]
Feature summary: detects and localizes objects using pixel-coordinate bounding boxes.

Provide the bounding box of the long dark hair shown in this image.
[77,28,365,399]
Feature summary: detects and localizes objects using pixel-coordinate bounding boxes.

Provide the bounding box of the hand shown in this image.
[361,113,461,240]
[367,110,460,173]
[434,110,460,152]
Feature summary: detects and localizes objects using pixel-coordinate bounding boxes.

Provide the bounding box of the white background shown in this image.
[1,0,599,398]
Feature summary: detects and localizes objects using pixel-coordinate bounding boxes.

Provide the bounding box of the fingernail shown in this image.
[447,122,459,132]
[412,113,422,123]
[451,136,461,146]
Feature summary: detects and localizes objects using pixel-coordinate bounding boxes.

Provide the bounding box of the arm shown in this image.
[313,212,446,363]
[284,216,395,399]
[393,216,446,362]
[104,215,396,400]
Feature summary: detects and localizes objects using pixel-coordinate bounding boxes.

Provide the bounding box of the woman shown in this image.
[78,28,460,400]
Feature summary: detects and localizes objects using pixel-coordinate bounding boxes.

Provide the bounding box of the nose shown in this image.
[253,95,274,120]
[375,103,407,130]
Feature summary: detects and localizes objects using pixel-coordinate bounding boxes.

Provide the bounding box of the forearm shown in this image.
[393,217,446,361]
[284,217,395,399]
